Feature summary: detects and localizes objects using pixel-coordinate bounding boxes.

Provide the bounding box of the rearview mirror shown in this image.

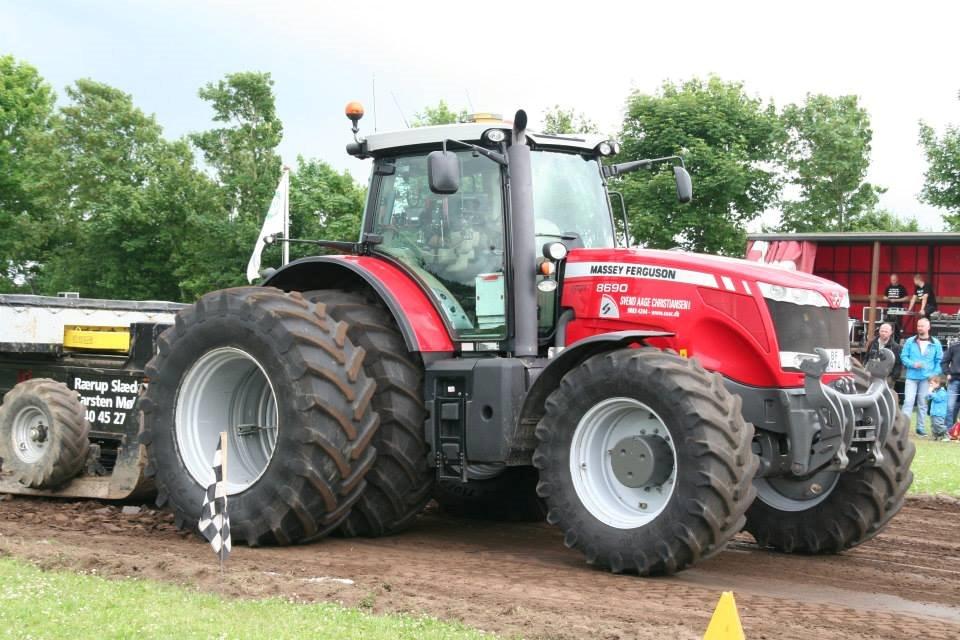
[674,166,692,203]
[427,150,460,195]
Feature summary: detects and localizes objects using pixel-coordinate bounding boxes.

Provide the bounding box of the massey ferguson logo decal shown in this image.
[565,262,719,288]
[831,291,842,307]
[599,294,620,318]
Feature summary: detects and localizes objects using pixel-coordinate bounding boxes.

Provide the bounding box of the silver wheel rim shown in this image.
[569,397,678,529]
[175,347,278,495]
[11,406,48,464]
[754,469,840,512]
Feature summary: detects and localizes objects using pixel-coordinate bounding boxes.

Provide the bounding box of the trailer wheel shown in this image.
[304,289,434,537]
[534,348,757,575]
[434,466,547,522]
[0,378,90,489]
[744,368,914,553]
[140,287,378,545]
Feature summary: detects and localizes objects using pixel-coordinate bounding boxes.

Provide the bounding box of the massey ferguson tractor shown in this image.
[2,104,911,576]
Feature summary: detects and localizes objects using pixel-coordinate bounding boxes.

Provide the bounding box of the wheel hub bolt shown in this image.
[29,424,48,443]
[639,502,647,510]
[810,482,823,495]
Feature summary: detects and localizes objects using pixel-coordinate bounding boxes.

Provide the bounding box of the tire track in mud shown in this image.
[0,496,957,639]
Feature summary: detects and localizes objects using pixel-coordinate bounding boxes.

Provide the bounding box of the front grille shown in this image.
[765,300,850,355]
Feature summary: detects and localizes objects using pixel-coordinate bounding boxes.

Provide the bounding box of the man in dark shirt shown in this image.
[865,322,902,384]
[885,274,909,308]
[908,274,937,317]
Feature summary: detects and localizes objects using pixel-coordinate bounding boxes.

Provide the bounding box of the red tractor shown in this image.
[140,106,912,575]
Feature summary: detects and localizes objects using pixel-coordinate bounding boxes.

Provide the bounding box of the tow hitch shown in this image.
[790,348,896,476]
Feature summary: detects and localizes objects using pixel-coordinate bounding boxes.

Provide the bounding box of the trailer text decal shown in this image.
[565,262,718,287]
[71,374,140,427]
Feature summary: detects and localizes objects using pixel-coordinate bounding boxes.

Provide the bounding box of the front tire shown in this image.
[534,348,757,575]
[140,287,378,545]
[744,372,915,553]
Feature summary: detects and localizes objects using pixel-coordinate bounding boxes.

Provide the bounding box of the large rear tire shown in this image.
[744,369,915,553]
[534,348,757,575]
[0,378,90,489]
[305,289,434,537]
[140,287,378,545]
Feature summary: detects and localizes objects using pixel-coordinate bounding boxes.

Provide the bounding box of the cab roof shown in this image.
[362,123,609,156]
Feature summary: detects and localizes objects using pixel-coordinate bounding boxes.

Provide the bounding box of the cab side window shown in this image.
[373,152,506,339]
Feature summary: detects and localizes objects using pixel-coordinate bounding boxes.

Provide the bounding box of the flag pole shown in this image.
[281,166,290,266]
[219,430,227,575]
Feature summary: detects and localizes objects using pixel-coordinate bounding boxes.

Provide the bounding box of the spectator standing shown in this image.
[940,339,960,425]
[901,317,943,436]
[864,322,902,384]
[907,274,938,317]
[928,375,950,440]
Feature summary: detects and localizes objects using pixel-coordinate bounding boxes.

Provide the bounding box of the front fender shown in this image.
[518,330,674,426]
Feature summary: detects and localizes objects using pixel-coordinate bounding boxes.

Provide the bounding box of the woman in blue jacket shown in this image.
[900,317,944,436]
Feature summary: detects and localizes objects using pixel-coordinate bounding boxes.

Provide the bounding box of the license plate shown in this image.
[825,348,847,373]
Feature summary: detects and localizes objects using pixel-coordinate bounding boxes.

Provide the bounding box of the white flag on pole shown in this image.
[246,169,289,283]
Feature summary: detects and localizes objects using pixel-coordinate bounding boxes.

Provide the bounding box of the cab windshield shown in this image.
[531,151,615,249]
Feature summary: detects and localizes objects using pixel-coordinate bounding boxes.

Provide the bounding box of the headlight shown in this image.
[484,129,506,143]
[757,282,832,308]
[543,241,568,261]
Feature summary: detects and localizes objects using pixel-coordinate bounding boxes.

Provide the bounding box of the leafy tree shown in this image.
[778,94,884,232]
[18,79,220,300]
[845,209,920,232]
[541,105,598,134]
[191,72,283,223]
[289,157,365,246]
[919,95,960,227]
[618,77,783,254]
[0,55,56,291]
[411,100,468,127]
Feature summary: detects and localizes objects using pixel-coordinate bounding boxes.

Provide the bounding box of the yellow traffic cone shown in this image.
[703,591,744,640]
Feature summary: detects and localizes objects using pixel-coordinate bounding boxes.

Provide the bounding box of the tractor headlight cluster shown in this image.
[758,282,835,308]
[484,128,506,144]
[595,140,620,157]
[543,242,568,261]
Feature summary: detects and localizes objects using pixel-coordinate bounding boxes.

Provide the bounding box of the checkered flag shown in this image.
[198,432,231,566]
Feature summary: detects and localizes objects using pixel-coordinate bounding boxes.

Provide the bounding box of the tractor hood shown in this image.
[563,247,849,310]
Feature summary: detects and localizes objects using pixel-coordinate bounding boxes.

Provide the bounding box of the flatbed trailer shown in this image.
[0,295,183,499]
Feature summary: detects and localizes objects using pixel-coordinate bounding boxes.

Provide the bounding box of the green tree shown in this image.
[0,55,56,291]
[919,95,960,228]
[411,100,468,127]
[191,72,283,223]
[618,77,783,254]
[289,157,365,248]
[778,94,883,232]
[19,79,219,300]
[541,105,598,134]
[845,209,920,232]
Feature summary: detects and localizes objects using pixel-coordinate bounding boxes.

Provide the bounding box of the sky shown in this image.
[2,0,957,230]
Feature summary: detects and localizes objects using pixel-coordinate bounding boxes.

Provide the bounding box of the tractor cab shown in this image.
[347,111,687,352]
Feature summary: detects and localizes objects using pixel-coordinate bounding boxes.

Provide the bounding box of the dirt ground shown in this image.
[0,495,958,640]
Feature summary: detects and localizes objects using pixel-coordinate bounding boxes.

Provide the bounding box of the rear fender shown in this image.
[263,255,454,354]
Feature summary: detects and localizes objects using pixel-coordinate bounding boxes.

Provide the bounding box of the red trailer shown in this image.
[746,232,960,353]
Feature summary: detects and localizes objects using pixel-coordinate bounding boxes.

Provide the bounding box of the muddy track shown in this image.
[0,495,958,639]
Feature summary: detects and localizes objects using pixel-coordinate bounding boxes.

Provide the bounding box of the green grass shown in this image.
[908,434,960,496]
[0,557,493,640]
